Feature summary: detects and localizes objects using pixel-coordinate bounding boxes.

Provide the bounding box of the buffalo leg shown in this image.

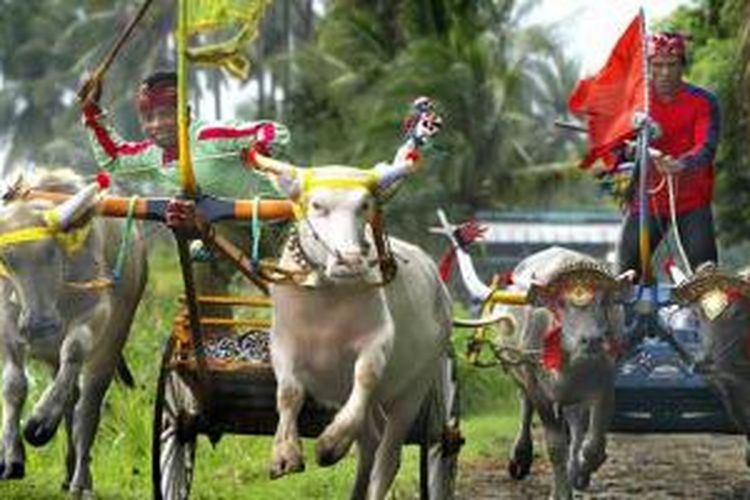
[538,405,572,500]
[61,386,79,490]
[564,405,589,490]
[316,327,392,467]
[508,393,534,480]
[270,351,305,479]
[579,386,614,481]
[68,371,112,494]
[350,414,380,500]
[0,337,26,480]
[367,371,431,500]
[24,323,94,447]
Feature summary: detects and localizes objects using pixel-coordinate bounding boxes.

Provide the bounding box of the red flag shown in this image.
[568,13,646,168]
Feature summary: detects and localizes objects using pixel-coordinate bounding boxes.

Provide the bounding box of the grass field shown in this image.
[0,241,520,499]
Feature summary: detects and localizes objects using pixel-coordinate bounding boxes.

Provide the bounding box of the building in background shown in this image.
[471,209,621,279]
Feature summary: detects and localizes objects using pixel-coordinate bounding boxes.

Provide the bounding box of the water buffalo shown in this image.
[673,262,750,465]
[0,168,147,495]
[433,214,630,499]
[246,109,455,499]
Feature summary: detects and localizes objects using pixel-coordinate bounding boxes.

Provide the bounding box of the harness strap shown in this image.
[251,196,262,270]
[0,212,100,287]
[113,196,138,283]
[66,276,114,290]
[370,209,397,284]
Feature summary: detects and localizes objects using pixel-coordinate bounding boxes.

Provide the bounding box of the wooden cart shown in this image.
[152,295,461,499]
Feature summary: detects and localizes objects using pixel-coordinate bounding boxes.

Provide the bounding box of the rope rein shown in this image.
[112,195,138,283]
[666,173,693,274]
[254,223,397,288]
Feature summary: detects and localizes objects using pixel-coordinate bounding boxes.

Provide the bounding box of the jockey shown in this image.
[616,32,720,278]
[80,70,287,200]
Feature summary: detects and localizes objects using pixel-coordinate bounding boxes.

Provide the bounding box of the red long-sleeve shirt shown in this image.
[634,82,720,216]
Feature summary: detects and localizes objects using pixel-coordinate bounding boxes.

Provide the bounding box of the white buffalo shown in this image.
[246,112,454,499]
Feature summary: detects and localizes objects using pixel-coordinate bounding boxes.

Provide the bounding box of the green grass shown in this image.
[0,242,520,499]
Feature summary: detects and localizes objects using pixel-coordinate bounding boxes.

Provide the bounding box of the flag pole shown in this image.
[636,7,652,284]
[177,0,197,197]
[174,0,208,404]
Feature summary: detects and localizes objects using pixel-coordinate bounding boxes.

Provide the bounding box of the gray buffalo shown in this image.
[673,263,750,465]
[434,214,630,499]
[0,168,147,495]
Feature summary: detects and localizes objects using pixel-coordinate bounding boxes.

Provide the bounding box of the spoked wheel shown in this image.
[153,337,199,500]
[419,348,462,499]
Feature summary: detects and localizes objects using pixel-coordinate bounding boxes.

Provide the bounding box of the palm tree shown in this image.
[0,0,178,172]
[273,0,583,240]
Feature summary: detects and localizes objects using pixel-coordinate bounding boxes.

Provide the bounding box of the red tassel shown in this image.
[498,271,514,287]
[438,248,456,283]
[95,171,111,190]
[605,337,624,360]
[405,149,421,163]
[541,324,563,372]
[662,255,676,280]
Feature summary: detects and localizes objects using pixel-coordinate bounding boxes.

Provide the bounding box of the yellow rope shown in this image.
[292,170,379,220]
[0,211,93,278]
[0,227,53,248]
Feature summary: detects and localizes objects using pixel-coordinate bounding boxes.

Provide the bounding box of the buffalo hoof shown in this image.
[315,430,355,467]
[269,444,305,480]
[507,457,532,480]
[571,470,591,491]
[269,458,305,480]
[581,448,607,473]
[23,418,58,447]
[68,487,95,500]
[508,444,533,480]
[0,460,25,479]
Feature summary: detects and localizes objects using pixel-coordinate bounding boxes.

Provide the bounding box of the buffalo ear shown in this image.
[612,270,636,303]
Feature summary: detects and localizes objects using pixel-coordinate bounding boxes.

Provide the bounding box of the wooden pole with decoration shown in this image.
[177,0,197,196]
[174,0,207,401]
[636,7,653,285]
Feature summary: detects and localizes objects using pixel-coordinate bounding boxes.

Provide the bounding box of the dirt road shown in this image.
[458,434,750,499]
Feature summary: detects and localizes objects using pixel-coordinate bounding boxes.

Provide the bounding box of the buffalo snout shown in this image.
[20,311,62,339]
[578,335,605,355]
[327,249,367,278]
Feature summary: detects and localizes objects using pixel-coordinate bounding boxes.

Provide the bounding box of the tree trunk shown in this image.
[212,72,222,120]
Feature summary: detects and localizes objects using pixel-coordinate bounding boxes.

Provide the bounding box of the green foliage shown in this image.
[276,0,584,242]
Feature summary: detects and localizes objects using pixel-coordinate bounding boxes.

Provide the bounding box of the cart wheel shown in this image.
[419,348,462,499]
[153,337,198,500]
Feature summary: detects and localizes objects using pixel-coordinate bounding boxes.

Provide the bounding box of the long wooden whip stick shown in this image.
[77,0,155,102]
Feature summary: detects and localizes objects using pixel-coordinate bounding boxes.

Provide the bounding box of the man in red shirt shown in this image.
[617,32,720,277]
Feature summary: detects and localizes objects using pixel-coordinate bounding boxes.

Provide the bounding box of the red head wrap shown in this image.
[137,83,177,113]
[647,32,687,61]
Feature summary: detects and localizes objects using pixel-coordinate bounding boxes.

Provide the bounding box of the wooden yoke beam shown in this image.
[24,190,294,223]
